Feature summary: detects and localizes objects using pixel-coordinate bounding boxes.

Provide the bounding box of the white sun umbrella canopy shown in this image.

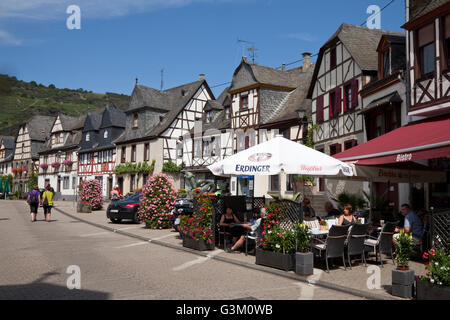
[208,136,353,177]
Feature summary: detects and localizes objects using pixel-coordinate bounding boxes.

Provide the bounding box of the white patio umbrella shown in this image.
[208,136,353,177]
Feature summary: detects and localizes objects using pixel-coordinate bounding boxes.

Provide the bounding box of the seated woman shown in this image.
[230,207,267,253]
[219,207,245,250]
[337,203,356,226]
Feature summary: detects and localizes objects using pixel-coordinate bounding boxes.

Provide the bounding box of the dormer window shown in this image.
[132,113,138,128]
[86,133,90,142]
[224,106,231,120]
[104,130,108,139]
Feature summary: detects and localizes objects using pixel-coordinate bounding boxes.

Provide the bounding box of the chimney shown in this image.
[199,74,205,81]
[302,52,311,71]
[281,64,286,71]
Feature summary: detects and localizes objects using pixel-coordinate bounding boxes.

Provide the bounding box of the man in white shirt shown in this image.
[229,207,266,253]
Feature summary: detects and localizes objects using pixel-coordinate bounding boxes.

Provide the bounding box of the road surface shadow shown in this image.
[0,282,110,300]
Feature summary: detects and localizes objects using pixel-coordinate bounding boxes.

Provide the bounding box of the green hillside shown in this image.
[0,74,130,136]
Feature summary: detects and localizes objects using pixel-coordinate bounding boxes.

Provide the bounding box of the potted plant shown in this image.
[51,161,61,169]
[294,221,313,276]
[63,159,73,166]
[256,203,296,271]
[16,168,22,174]
[319,220,328,231]
[139,173,177,229]
[182,192,214,251]
[392,230,416,298]
[416,249,450,300]
[40,163,48,170]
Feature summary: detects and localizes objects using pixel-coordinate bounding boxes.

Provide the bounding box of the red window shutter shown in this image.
[316,96,323,122]
[329,92,333,118]
[337,87,342,115]
[343,85,348,113]
[352,79,359,107]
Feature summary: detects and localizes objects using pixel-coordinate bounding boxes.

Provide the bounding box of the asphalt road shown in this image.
[0,200,364,300]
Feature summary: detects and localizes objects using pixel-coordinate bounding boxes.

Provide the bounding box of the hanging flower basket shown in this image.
[12,168,17,175]
[40,163,48,170]
[16,168,23,174]
[22,166,28,172]
[51,162,61,168]
[63,160,73,166]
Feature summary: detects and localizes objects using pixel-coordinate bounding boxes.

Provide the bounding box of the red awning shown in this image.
[333,115,450,165]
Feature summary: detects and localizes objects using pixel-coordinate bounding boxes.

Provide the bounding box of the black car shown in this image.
[106,192,143,223]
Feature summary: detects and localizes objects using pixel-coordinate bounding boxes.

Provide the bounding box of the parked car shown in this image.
[106,191,143,223]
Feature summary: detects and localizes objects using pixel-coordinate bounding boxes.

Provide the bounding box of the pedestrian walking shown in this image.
[27,185,41,222]
[42,184,54,222]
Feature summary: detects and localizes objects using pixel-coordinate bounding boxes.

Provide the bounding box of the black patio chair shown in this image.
[311,225,351,272]
[346,223,369,268]
[364,221,398,267]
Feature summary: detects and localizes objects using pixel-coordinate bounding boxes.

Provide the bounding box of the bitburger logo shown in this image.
[248,153,272,162]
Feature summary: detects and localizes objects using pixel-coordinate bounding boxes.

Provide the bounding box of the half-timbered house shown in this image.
[307,24,404,202]
[209,56,315,200]
[358,34,409,211]
[181,86,233,189]
[0,136,15,176]
[78,104,126,198]
[38,114,86,200]
[114,76,214,194]
[12,115,55,193]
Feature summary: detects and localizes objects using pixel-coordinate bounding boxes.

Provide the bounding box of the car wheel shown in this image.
[133,212,140,224]
[110,218,122,223]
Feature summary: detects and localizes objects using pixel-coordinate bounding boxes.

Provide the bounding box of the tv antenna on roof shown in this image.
[237,39,258,64]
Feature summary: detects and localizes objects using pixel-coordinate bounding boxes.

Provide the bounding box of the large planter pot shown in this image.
[77,202,91,213]
[295,252,314,276]
[392,269,415,298]
[416,280,450,300]
[255,248,295,271]
[182,236,214,251]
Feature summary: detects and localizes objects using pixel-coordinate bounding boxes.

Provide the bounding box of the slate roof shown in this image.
[101,103,126,129]
[264,65,315,124]
[308,24,405,98]
[229,57,304,92]
[115,80,211,143]
[409,0,449,21]
[0,136,15,163]
[25,115,56,142]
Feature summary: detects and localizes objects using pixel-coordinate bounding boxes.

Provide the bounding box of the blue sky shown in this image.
[0,0,406,98]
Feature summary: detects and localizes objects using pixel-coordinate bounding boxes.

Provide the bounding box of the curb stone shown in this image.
[54,207,401,301]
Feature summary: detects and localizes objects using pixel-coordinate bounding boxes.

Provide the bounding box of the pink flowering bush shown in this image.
[138,173,177,229]
[182,192,215,244]
[79,179,103,210]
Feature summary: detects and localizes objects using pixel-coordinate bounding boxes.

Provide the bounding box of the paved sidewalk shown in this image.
[53,201,426,300]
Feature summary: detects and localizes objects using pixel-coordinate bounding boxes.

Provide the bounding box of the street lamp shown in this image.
[296,107,308,145]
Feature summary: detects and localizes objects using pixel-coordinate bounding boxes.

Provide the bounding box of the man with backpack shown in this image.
[27,185,41,222]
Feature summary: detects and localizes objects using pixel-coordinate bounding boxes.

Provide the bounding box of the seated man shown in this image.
[229,207,266,253]
[324,201,341,217]
[394,204,423,245]
[302,198,316,219]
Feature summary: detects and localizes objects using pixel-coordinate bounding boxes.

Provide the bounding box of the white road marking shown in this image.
[115,242,148,249]
[172,250,223,272]
[150,233,178,241]
[79,231,109,237]
[116,226,143,231]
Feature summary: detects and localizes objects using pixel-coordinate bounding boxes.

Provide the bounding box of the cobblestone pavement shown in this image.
[0,200,366,300]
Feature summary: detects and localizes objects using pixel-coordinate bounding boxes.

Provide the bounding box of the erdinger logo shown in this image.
[248,153,272,162]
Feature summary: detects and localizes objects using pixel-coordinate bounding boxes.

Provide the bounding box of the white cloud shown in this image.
[0,0,228,20]
[0,29,23,46]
